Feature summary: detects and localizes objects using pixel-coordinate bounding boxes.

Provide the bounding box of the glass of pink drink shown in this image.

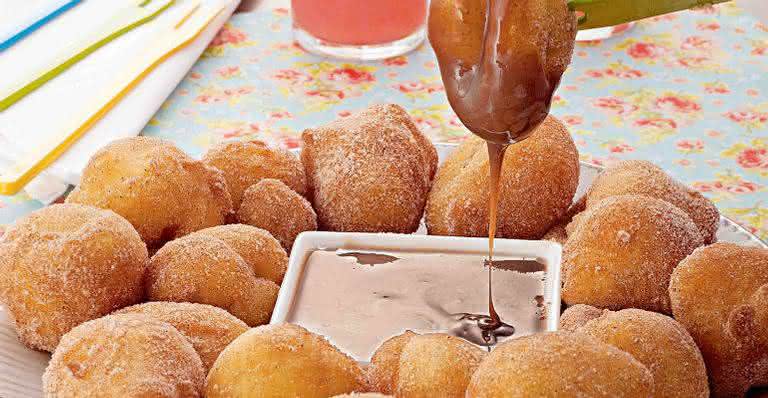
[292,0,427,60]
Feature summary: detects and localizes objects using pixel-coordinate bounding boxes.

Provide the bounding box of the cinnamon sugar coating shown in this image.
[301,104,437,233]
[395,333,486,398]
[206,323,367,398]
[146,232,279,327]
[564,306,709,398]
[563,195,703,314]
[203,140,307,209]
[66,137,232,249]
[426,116,579,239]
[586,160,719,244]
[670,243,768,397]
[237,179,317,251]
[115,302,247,371]
[0,204,147,352]
[467,332,653,397]
[43,314,205,397]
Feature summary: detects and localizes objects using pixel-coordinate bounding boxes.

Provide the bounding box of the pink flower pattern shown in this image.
[2,2,767,242]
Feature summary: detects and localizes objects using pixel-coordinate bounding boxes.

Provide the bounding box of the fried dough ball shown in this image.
[396,334,486,398]
[586,160,719,244]
[558,304,605,332]
[301,104,437,233]
[542,198,586,244]
[206,323,367,398]
[426,116,579,239]
[564,306,709,398]
[669,243,768,397]
[562,195,703,313]
[43,314,205,397]
[368,331,418,395]
[467,332,653,397]
[0,204,147,352]
[237,179,318,251]
[191,224,287,284]
[66,137,232,248]
[332,394,392,398]
[146,234,279,326]
[203,140,307,208]
[115,302,247,371]
[429,0,576,143]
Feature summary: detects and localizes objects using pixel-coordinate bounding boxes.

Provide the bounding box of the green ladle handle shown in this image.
[570,0,731,30]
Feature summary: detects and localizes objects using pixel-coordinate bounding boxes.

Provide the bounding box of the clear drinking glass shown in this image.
[291,0,427,61]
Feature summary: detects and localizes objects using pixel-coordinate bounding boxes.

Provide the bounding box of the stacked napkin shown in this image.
[0,0,240,202]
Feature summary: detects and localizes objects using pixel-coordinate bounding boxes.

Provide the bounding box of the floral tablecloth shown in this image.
[1,3,766,240]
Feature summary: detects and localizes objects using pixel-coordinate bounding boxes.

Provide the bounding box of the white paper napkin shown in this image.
[0,0,240,202]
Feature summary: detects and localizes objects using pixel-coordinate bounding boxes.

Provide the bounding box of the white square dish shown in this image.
[270,231,562,361]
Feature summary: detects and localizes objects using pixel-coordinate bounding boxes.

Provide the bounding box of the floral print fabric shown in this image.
[1,4,766,241]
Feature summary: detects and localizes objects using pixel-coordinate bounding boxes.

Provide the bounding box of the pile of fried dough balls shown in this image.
[1,102,768,397]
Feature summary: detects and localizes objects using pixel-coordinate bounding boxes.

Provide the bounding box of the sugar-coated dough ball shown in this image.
[190,224,287,284]
[43,314,205,397]
[396,334,485,398]
[670,243,768,397]
[206,323,367,398]
[146,234,279,326]
[237,179,317,251]
[426,116,579,239]
[203,140,307,208]
[0,204,147,352]
[558,304,605,332]
[566,306,709,398]
[368,331,418,395]
[562,195,703,313]
[301,104,437,233]
[331,394,392,398]
[466,332,654,397]
[115,302,247,371]
[586,160,719,244]
[66,137,232,248]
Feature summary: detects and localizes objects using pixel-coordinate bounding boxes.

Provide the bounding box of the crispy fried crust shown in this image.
[301,104,437,233]
[670,243,768,396]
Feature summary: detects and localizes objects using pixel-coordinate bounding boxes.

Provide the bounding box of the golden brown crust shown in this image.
[301,104,437,233]
[426,116,579,239]
[190,224,287,285]
[572,307,709,398]
[203,140,307,208]
[367,331,418,395]
[586,160,719,244]
[43,314,205,397]
[395,333,485,398]
[66,137,232,248]
[559,304,606,332]
[466,332,654,397]
[115,302,248,371]
[146,234,279,326]
[562,195,703,313]
[206,323,367,398]
[237,179,318,251]
[670,243,768,397]
[0,204,147,352]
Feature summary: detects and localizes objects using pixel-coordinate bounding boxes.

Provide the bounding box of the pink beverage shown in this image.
[292,0,427,60]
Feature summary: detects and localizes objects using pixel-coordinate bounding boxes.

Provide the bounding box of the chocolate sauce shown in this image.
[429,0,564,145]
[338,252,400,265]
[483,142,507,343]
[486,258,547,273]
[429,0,570,346]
